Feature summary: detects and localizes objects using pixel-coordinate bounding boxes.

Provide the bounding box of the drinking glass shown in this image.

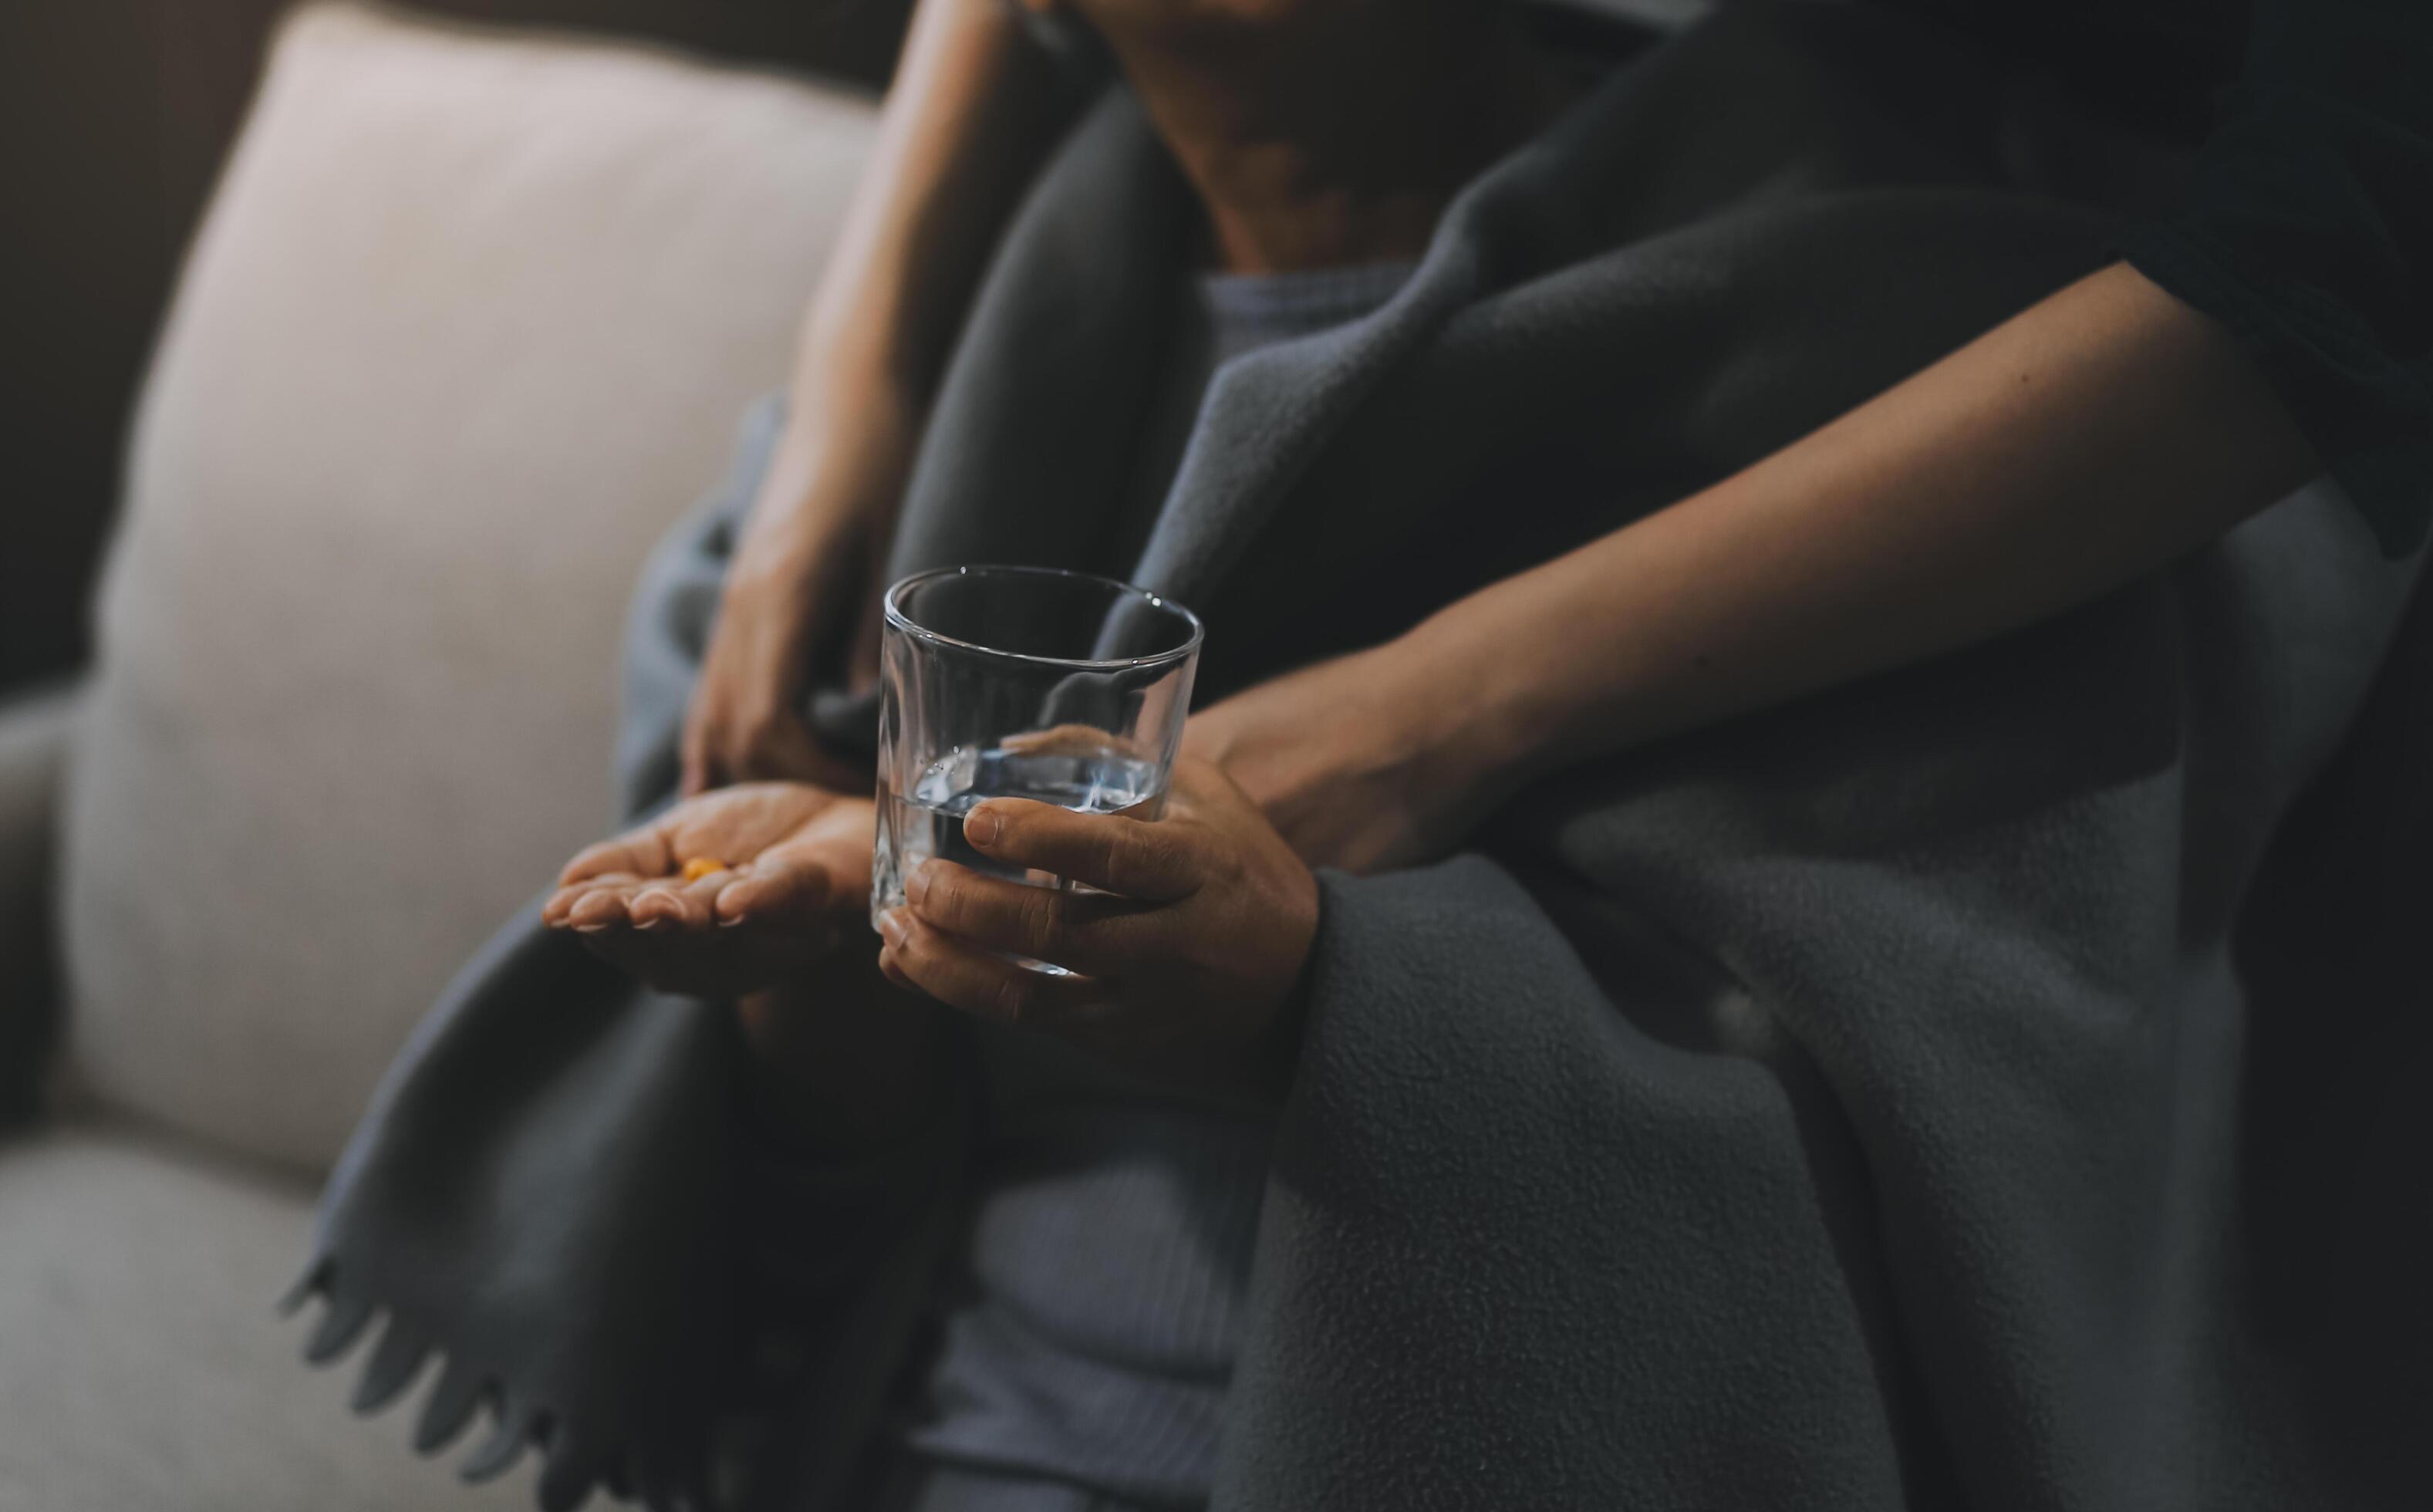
[872,565,1203,969]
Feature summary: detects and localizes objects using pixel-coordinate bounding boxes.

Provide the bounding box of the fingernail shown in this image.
[964,807,1000,845]
[876,910,907,947]
[636,916,670,932]
[574,923,609,935]
[905,867,930,908]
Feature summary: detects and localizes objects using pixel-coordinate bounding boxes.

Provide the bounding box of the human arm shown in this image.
[1197,0,2433,870]
[866,255,2318,1085]
[683,0,1073,794]
[877,261,2299,1099]
[1188,260,2326,871]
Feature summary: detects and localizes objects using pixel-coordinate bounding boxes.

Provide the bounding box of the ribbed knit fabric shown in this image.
[1196,262,1422,364]
[882,259,1414,1509]
[893,1063,1275,1504]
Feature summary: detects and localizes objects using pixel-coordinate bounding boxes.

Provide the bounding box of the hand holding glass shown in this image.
[872,566,1203,974]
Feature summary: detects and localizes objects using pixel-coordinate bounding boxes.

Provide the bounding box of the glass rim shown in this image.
[882,564,1205,672]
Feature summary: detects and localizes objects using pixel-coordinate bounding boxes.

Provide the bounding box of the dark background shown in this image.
[0,0,916,700]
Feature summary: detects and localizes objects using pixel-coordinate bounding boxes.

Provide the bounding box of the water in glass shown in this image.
[874,737,1163,972]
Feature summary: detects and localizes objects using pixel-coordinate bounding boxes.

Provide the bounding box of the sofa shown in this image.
[0,7,876,1505]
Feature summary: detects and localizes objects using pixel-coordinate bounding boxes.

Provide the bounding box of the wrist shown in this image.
[1390,608,1552,812]
[735,458,864,562]
[1404,550,1657,803]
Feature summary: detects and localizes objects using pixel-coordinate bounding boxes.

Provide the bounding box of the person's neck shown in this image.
[1096,9,1576,275]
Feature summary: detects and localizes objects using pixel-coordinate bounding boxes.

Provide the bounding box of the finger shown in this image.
[997,724,1148,762]
[565,881,657,931]
[876,910,1105,1025]
[629,868,730,933]
[544,873,646,926]
[558,825,675,886]
[712,849,832,929]
[711,805,868,928]
[680,721,714,799]
[679,680,729,798]
[963,800,1200,903]
[905,863,1159,977]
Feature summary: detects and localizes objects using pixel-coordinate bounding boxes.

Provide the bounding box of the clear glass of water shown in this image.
[872,565,1203,970]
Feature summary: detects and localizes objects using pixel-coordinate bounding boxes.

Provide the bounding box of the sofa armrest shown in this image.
[0,683,80,1126]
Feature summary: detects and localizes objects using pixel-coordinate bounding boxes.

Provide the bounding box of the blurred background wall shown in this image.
[0,0,914,699]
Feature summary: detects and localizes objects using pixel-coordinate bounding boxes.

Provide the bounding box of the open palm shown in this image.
[542,781,874,997]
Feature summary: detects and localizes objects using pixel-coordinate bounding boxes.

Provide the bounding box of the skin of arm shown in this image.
[607,0,1564,1133]
[584,12,2332,1109]
[683,0,1069,796]
[889,265,2322,1097]
[639,266,2320,1116]
[572,1,1069,1156]
[1186,262,2326,872]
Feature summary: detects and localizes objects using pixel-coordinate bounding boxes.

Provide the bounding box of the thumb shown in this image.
[710,811,868,930]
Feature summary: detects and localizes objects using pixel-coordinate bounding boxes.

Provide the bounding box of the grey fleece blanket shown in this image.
[297,5,2432,1509]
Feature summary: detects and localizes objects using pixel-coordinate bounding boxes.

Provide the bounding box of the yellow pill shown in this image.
[679,856,724,884]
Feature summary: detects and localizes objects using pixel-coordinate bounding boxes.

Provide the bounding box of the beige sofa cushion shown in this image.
[59,3,874,1173]
[0,1123,536,1510]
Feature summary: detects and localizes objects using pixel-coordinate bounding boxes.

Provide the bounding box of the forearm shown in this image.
[1420,262,2322,790]
[747,0,1067,561]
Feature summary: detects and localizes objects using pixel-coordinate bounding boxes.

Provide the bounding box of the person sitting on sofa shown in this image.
[310,0,2431,1507]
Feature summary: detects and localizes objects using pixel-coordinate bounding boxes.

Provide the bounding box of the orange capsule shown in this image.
[679,856,724,884]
